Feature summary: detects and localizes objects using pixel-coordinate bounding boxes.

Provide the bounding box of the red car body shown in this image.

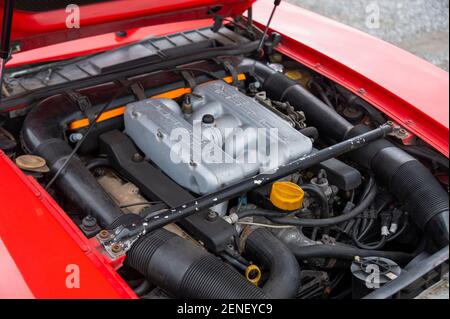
[0,0,448,298]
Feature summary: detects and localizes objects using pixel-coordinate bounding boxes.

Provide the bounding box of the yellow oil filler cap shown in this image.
[270,182,305,211]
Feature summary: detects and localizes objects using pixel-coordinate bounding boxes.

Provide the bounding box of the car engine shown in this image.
[1,24,448,299]
[124,80,312,195]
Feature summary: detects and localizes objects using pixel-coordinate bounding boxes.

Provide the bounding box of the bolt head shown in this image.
[131,111,140,118]
[189,160,197,167]
[202,114,215,124]
[98,230,110,239]
[116,31,127,37]
[82,215,97,229]
[111,243,123,254]
[132,153,144,162]
[207,211,218,221]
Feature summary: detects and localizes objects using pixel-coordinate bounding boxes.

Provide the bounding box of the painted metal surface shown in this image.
[0,151,136,299]
[251,0,449,157]
[1,0,254,52]
[7,20,213,67]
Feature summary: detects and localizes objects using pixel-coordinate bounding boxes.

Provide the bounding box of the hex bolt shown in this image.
[82,215,97,230]
[131,111,140,118]
[116,31,127,37]
[111,243,123,254]
[69,133,83,143]
[132,153,144,162]
[98,230,110,240]
[206,211,218,221]
[94,167,106,177]
[189,160,197,167]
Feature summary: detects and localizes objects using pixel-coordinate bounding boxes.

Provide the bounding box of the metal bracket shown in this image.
[180,71,197,89]
[130,82,146,101]
[96,226,143,260]
[67,91,92,113]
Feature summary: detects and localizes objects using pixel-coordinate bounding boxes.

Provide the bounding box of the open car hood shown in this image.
[0,0,254,55]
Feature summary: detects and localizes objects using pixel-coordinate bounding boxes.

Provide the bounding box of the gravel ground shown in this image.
[287,0,449,71]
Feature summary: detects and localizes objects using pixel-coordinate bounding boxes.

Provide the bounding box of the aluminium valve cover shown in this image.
[124,81,312,194]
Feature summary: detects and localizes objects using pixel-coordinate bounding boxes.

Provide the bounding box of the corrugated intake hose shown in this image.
[244,228,301,299]
[239,58,449,250]
[125,228,267,299]
[21,96,123,226]
[346,125,449,250]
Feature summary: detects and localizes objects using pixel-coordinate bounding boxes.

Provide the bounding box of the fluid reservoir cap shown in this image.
[270,181,304,211]
[15,155,50,173]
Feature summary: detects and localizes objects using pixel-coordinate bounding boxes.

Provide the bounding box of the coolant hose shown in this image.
[244,228,301,298]
[21,96,123,226]
[240,58,449,249]
[125,228,267,299]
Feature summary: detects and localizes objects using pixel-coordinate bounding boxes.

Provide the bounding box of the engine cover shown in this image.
[124,81,312,194]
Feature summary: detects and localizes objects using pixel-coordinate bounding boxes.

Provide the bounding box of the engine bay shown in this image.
[1,23,448,299]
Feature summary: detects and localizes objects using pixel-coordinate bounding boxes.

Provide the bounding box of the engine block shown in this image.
[124,81,312,194]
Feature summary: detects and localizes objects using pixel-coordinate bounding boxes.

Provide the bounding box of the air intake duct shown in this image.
[240,58,449,250]
[21,96,123,226]
[125,228,267,299]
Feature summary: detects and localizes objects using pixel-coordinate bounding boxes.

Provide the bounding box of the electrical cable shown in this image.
[120,202,164,209]
[268,178,377,228]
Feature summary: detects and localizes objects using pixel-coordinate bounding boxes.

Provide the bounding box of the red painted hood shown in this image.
[1,0,254,53]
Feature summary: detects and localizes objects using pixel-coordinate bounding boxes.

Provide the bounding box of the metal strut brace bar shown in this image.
[113,124,393,242]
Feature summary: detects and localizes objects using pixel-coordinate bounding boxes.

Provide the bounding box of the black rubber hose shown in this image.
[347,126,449,250]
[21,97,123,226]
[244,228,301,299]
[133,280,152,297]
[239,59,353,139]
[300,184,330,219]
[288,244,413,265]
[352,230,387,250]
[269,181,377,227]
[309,80,335,110]
[395,143,449,169]
[125,228,267,299]
[85,157,111,170]
[240,58,449,249]
[299,126,319,141]
[236,208,291,219]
